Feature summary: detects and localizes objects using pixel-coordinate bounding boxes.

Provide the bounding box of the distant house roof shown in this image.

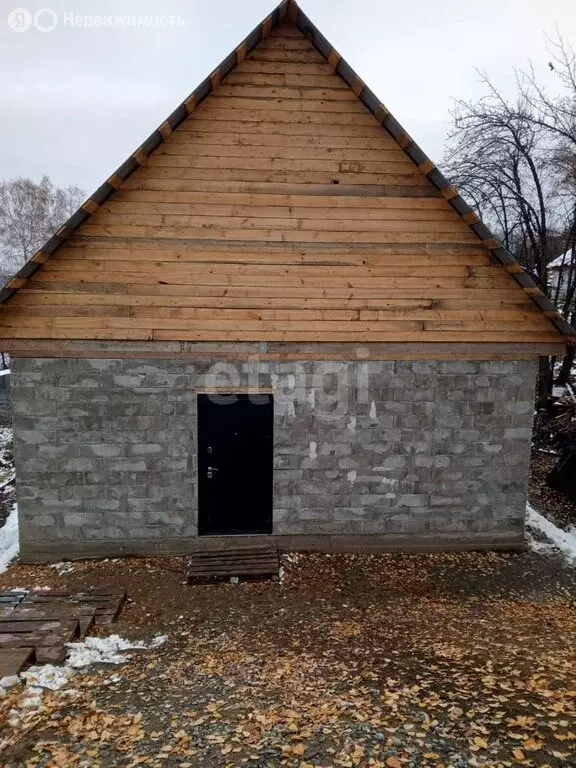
[549,249,575,270]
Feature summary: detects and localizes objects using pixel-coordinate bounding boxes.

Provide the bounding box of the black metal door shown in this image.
[197,394,273,536]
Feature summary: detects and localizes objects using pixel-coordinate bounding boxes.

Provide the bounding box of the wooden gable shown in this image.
[0,2,572,348]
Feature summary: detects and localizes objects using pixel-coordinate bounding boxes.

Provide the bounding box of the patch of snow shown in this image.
[308,441,317,460]
[49,561,75,576]
[0,426,12,448]
[346,470,357,484]
[66,633,167,669]
[369,400,378,421]
[526,504,576,564]
[347,415,357,432]
[0,369,10,377]
[287,374,296,389]
[0,504,19,574]
[0,675,20,694]
[306,389,315,409]
[270,373,279,390]
[21,665,73,691]
[549,248,575,270]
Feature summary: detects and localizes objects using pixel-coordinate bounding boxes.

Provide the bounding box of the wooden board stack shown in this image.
[0,590,126,674]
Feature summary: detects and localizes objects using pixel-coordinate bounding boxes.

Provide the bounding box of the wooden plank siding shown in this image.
[0,22,563,345]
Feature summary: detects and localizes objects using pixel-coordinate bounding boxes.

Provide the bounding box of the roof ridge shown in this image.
[2,0,574,341]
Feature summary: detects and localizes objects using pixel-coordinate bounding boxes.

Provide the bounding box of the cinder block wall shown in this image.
[11,357,537,560]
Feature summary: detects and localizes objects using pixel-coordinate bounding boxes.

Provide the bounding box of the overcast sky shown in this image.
[1,0,575,195]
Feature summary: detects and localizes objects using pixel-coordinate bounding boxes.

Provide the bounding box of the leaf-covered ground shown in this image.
[1,549,575,767]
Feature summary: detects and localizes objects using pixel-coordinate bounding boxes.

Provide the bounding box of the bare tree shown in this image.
[520,35,576,385]
[0,176,85,275]
[443,43,576,404]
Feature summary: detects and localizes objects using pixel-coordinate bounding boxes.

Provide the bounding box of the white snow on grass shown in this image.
[526,504,576,564]
[0,504,19,574]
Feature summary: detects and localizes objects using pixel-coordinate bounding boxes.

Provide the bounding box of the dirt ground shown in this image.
[1,549,576,767]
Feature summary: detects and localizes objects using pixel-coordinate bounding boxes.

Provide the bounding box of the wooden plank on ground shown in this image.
[35,647,68,664]
[0,619,76,633]
[0,647,34,677]
[0,621,79,648]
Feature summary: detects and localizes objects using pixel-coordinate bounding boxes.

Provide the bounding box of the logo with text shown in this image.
[7,8,185,31]
[8,7,57,32]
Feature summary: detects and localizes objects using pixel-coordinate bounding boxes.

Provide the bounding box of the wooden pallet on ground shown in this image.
[19,591,126,625]
[188,546,279,583]
[0,590,127,675]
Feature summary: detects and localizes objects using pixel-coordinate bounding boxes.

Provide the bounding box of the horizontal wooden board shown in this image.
[5,305,546,324]
[41,261,503,278]
[85,214,467,233]
[177,119,386,137]
[224,71,351,88]
[111,191,448,209]
[53,249,488,266]
[234,59,337,75]
[143,155,420,174]
[166,131,400,150]
[134,167,430,187]
[22,282,535,301]
[120,179,441,197]
[14,291,533,310]
[214,84,357,100]
[88,203,462,223]
[156,144,413,163]
[201,96,370,113]
[246,48,328,63]
[192,107,376,125]
[0,324,560,343]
